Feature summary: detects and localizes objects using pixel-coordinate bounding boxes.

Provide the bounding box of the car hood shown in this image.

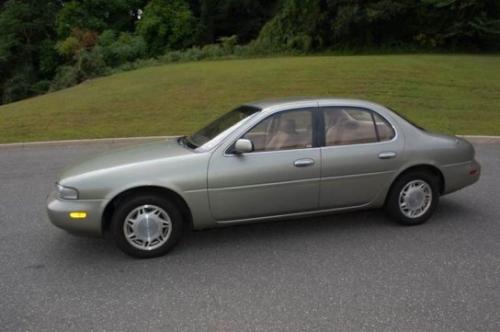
[59,138,191,182]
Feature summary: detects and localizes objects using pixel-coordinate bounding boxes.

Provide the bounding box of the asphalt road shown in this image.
[0,141,499,331]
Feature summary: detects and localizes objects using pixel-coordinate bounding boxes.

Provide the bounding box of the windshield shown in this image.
[186,105,261,150]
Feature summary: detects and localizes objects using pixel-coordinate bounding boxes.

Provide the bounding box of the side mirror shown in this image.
[233,138,253,154]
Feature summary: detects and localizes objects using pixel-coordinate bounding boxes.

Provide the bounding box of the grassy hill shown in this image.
[1,54,499,143]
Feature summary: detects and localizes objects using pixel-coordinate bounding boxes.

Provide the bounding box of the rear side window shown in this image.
[323,107,395,146]
[372,112,396,141]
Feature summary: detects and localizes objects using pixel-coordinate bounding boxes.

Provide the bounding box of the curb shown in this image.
[457,135,500,144]
[0,134,498,149]
[0,136,176,149]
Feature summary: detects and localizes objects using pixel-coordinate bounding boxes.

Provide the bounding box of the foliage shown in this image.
[1,0,500,105]
[218,35,238,53]
[193,0,279,44]
[2,55,500,143]
[55,0,146,38]
[0,0,59,103]
[56,28,99,58]
[420,0,500,49]
[256,0,500,51]
[52,28,109,91]
[2,65,36,103]
[137,0,196,55]
[255,0,324,52]
[49,65,80,91]
[97,30,147,67]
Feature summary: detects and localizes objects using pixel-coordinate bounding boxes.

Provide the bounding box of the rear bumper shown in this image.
[46,191,104,237]
[442,159,481,195]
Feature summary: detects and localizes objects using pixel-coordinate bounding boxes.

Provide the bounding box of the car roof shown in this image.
[244,97,384,111]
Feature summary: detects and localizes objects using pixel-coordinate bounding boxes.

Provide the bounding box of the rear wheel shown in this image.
[111,194,183,258]
[385,171,440,225]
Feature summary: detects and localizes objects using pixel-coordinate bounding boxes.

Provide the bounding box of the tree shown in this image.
[193,0,279,45]
[420,0,500,49]
[0,0,60,103]
[56,0,147,38]
[255,0,326,51]
[322,0,418,48]
[136,0,196,55]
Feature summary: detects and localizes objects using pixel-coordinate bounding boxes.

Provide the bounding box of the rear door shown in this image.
[319,106,404,208]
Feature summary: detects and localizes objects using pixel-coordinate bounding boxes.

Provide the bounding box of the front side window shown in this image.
[243,109,313,152]
[187,106,260,150]
[323,107,394,146]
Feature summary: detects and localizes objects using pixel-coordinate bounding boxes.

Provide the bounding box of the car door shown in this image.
[319,105,404,209]
[207,107,321,221]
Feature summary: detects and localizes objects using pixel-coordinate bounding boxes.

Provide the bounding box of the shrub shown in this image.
[77,48,108,78]
[137,0,196,55]
[182,47,205,61]
[218,35,238,54]
[2,69,35,104]
[56,28,99,58]
[159,50,184,63]
[50,65,79,91]
[201,44,225,58]
[56,36,81,58]
[97,30,147,67]
[31,80,51,95]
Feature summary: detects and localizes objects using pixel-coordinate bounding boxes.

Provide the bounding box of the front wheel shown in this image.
[385,171,440,225]
[111,195,183,258]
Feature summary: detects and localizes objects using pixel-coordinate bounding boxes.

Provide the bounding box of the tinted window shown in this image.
[373,112,396,141]
[323,107,394,146]
[324,108,377,146]
[243,109,313,152]
[188,106,260,148]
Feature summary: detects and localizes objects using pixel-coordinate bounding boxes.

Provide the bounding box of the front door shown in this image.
[208,108,321,221]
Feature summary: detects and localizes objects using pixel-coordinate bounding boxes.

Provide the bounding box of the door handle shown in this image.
[294,158,315,167]
[378,152,397,159]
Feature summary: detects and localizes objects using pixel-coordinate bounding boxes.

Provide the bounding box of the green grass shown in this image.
[1,54,500,143]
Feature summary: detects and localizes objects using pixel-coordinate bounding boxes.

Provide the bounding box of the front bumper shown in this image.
[46,191,105,237]
[442,159,481,195]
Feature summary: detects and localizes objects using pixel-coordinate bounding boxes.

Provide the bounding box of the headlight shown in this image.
[56,183,79,200]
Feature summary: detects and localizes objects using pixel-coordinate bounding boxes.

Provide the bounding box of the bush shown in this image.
[31,80,51,95]
[159,50,184,63]
[137,0,196,55]
[201,44,225,58]
[158,40,239,65]
[56,28,99,58]
[97,30,147,67]
[182,47,205,61]
[56,36,81,58]
[50,49,107,92]
[218,35,238,54]
[2,69,35,104]
[49,65,79,91]
[77,48,108,78]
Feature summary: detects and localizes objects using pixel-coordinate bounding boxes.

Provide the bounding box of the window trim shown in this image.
[225,107,319,155]
[319,106,397,148]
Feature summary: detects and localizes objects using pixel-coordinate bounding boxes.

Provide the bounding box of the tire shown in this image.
[385,171,440,225]
[111,194,184,258]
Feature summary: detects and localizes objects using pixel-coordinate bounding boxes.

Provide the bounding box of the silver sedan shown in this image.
[47,98,481,258]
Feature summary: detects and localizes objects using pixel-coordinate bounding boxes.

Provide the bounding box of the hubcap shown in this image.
[399,180,432,219]
[123,205,172,251]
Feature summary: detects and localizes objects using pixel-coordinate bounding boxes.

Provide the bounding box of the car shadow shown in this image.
[177,209,389,250]
[48,197,477,262]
